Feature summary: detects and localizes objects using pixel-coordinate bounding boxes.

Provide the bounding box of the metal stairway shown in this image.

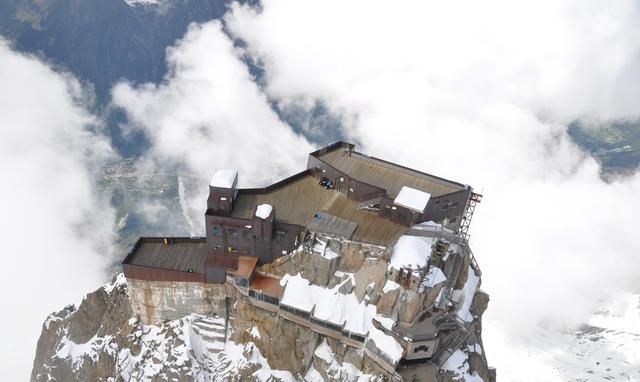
[436,250,465,310]
[432,324,472,366]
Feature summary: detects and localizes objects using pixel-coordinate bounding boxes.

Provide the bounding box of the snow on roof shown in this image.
[368,327,404,363]
[389,234,437,270]
[255,204,273,219]
[279,273,377,336]
[382,279,401,293]
[374,314,396,331]
[394,186,431,212]
[210,169,238,188]
[456,266,480,322]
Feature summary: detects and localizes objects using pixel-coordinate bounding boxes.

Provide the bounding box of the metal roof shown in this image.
[250,273,285,299]
[124,237,207,273]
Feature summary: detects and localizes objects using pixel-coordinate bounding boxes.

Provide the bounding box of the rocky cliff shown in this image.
[32,230,493,382]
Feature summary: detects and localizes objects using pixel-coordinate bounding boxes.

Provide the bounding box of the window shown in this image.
[227,228,238,237]
[212,226,221,236]
[214,245,222,251]
[242,230,251,240]
[449,217,457,224]
[414,345,429,353]
[275,230,286,243]
[227,246,237,253]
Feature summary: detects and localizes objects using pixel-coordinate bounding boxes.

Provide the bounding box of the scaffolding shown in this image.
[436,191,482,310]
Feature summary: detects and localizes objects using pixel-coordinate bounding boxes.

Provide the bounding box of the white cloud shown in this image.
[225,0,640,378]
[0,39,116,380]
[111,21,314,228]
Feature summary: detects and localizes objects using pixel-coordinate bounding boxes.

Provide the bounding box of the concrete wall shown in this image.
[127,278,228,324]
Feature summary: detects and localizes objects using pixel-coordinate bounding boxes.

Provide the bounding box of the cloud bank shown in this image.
[0,40,116,380]
[112,21,314,230]
[222,0,640,378]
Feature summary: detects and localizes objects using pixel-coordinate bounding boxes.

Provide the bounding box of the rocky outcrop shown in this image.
[230,298,319,374]
[32,232,493,382]
[127,278,227,324]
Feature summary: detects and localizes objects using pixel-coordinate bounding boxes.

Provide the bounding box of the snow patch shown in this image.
[441,349,469,373]
[249,326,261,339]
[456,266,480,322]
[210,169,238,188]
[255,203,273,219]
[423,266,446,288]
[280,273,377,335]
[104,273,126,294]
[368,327,404,363]
[382,279,401,293]
[389,234,437,270]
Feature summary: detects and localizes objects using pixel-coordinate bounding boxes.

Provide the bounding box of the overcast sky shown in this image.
[3,0,640,380]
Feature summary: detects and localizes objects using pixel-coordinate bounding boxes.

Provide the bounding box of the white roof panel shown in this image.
[255,204,273,219]
[210,169,238,188]
[393,186,431,212]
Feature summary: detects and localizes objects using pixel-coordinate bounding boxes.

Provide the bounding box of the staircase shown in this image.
[432,325,472,366]
[436,250,465,310]
[191,315,227,355]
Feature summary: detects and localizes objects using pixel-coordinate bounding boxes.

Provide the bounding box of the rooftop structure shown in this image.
[124,141,476,284]
[121,141,485,376]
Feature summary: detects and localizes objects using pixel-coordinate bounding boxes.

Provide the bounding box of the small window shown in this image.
[212,226,221,236]
[414,345,429,353]
[242,230,251,240]
[227,228,238,237]
[220,197,227,201]
[214,245,222,251]
[228,246,237,253]
[392,206,397,210]
[275,230,286,243]
[449,217,457,224]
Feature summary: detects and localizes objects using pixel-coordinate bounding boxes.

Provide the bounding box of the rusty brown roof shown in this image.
[250,273,285,299]
[228,256,258,279]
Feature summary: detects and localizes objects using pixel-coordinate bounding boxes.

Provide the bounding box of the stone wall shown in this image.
[127,278,227,324]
